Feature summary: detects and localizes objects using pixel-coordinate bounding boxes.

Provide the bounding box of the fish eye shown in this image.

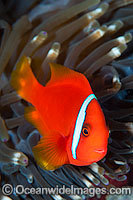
[82,127,90,137]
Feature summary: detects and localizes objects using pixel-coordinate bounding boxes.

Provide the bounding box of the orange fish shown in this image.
[11,56,109,170]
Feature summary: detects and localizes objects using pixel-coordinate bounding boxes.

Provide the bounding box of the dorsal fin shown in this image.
[46,63,92,90]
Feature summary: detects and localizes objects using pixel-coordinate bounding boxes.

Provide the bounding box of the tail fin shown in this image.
[10,56,41,103]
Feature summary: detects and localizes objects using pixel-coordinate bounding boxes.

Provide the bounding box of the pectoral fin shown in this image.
[32,132,69,170]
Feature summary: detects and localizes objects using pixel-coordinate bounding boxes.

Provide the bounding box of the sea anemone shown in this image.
[0,0,133,199]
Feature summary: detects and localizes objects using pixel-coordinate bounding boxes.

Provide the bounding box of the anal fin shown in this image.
[24,106,46,136]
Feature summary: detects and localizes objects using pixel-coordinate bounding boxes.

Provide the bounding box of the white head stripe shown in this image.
[71,94,97,159]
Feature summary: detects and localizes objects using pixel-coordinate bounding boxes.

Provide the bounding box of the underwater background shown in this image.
[0,0,133,199]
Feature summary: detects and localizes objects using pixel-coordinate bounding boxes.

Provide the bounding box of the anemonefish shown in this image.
[10,56,109,170]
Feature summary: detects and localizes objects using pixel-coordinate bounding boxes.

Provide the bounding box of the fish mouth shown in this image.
[94,149,105,154]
